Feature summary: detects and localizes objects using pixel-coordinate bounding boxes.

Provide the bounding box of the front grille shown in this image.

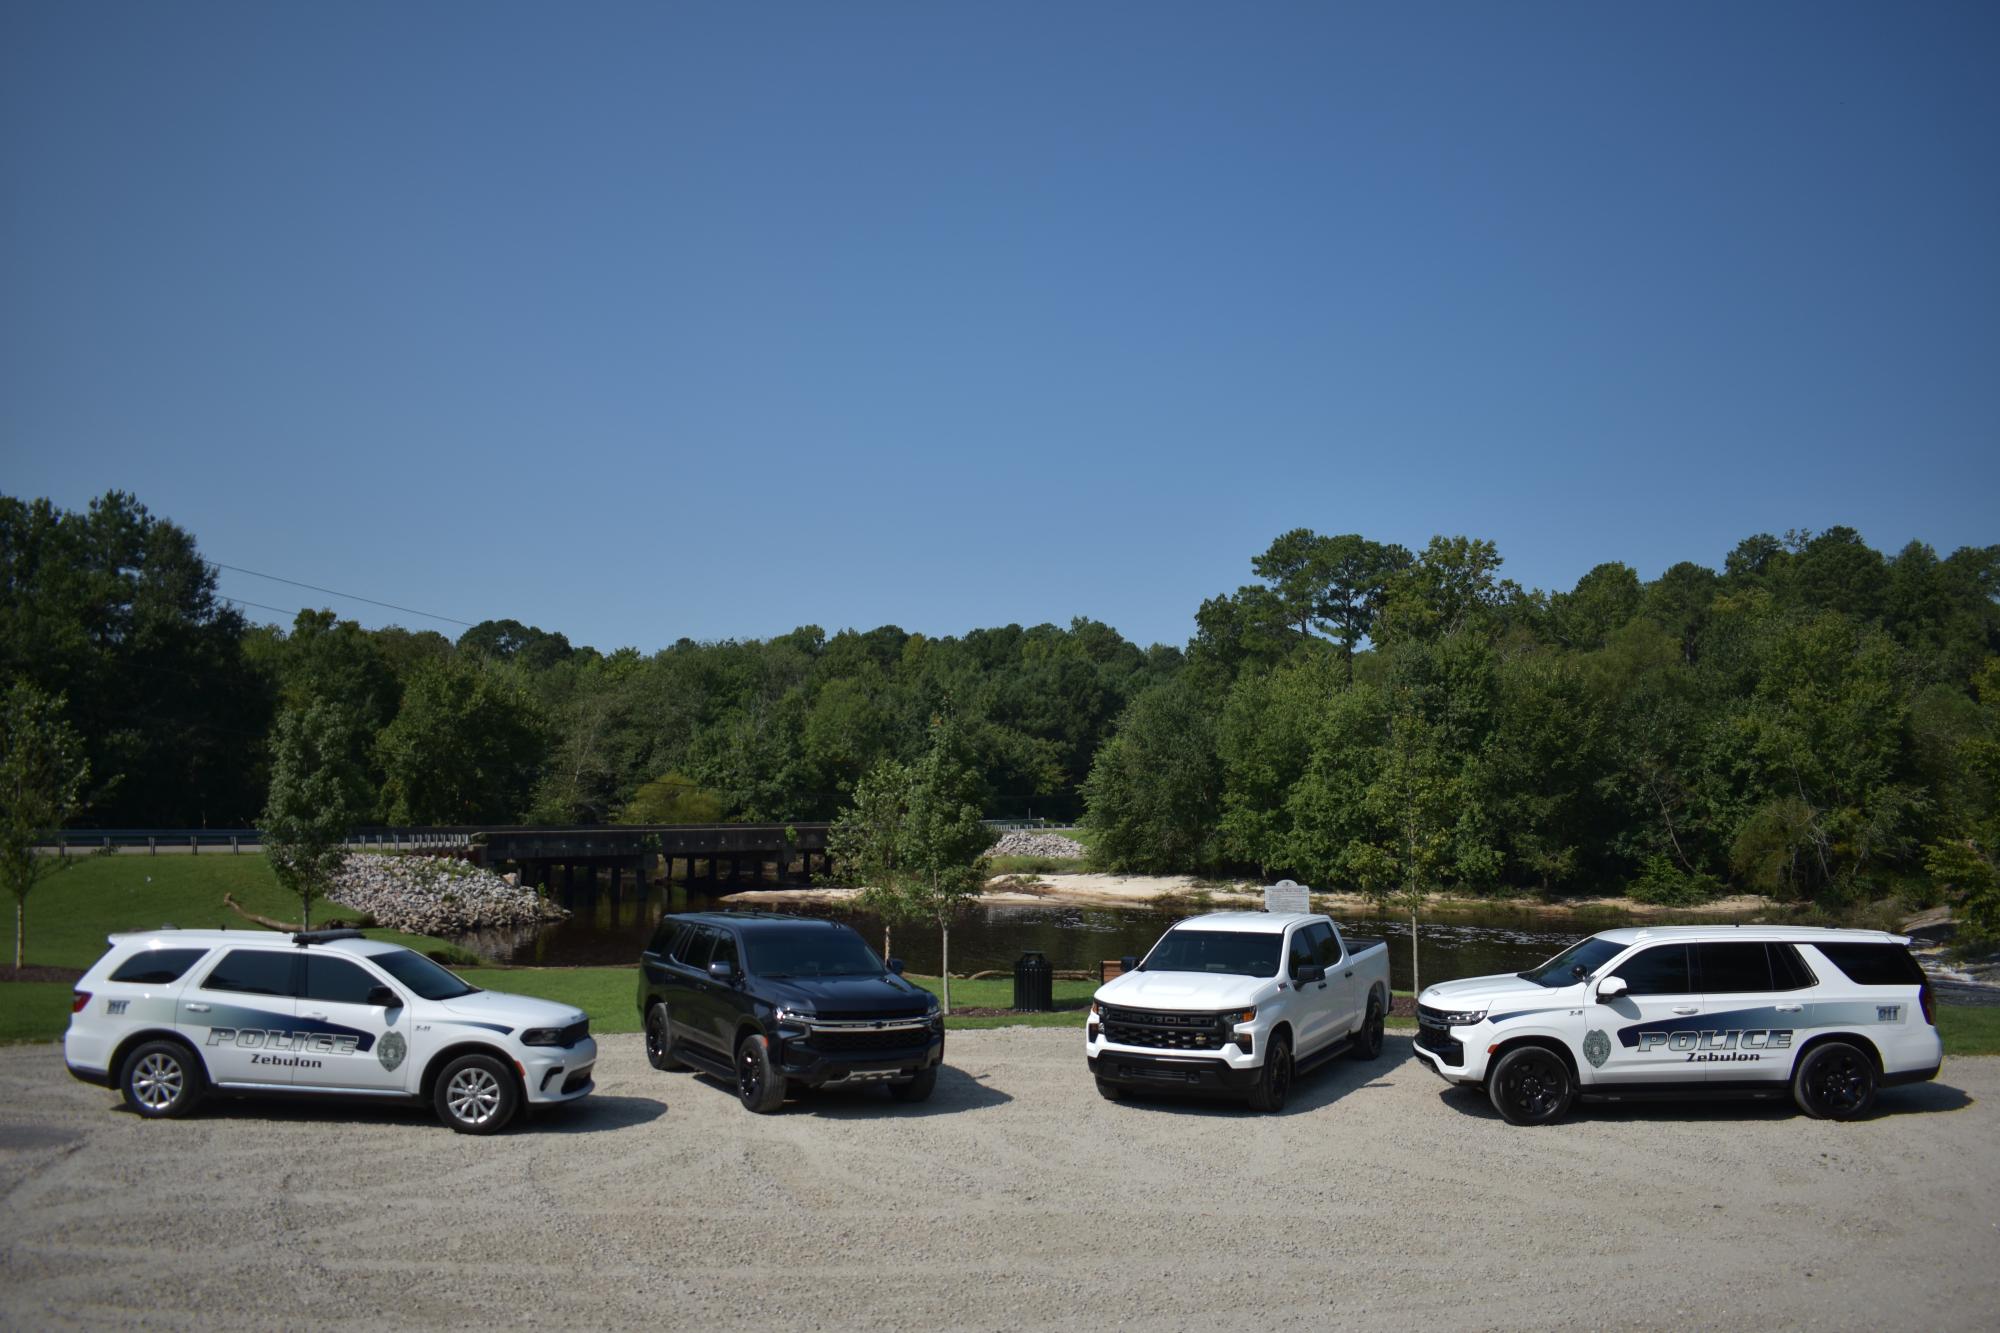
[561,1067,592,1094]
[1417,1004,1457,1027]
[553,1019,590,1048]
[1414,1022,1464,1066]
[806,1028,932,1054]
[1104,1008,1231,1052]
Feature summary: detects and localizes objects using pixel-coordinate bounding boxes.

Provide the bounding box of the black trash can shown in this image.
[1013,950,1054,1012]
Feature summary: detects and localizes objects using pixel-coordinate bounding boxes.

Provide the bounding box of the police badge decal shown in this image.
[1583,1028,1611,1069]
[377,1031,408,1072]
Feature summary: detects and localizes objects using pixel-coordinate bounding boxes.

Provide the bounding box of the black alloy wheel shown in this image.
[645,1003,683,1071]
[1793,1042,1878,1120]
[735,1034,785,1114]
[1349,997,1386,1061]
[1248,1034,1293,1113]
[1488,1046,1573,1126]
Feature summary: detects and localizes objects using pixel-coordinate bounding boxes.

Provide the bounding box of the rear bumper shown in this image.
[1088,1051,1262,1093]
[66,1062,112,1088]
[1882,1060,1942,1088]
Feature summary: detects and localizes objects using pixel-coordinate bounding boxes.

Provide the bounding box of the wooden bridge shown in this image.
[475,823,836,897]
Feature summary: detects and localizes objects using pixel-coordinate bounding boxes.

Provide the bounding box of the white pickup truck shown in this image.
[1085,907,1391,1112]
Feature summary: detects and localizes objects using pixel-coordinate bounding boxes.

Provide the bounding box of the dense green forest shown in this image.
[4,491,1997,918]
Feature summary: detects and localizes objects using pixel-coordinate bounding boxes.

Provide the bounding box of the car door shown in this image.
[1692,942,1802,1086]
[292,953,411,1094]
[1285,925,1338,1056]
[1315,923,1362,1038]
[666,926,719,1052]
[181,947,301,1086]
[702,927,748,1051]
[1589,943,1701,1086]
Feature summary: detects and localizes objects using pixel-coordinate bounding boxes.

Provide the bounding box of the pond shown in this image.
[454,880,1747,992]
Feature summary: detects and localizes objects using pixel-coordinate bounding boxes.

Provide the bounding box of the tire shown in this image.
[735,1034,786,1114]
[1348,996,1386,1061]
[1487,1045,1573,1126]
[1246,1033,1293,1113]
[888,1066,938,1103]
[434,1053,520,1135]
[1793,1041,1877,1120]
[644,1003,684,1071]
[1095,1077,1123,1101]
[120,1040,203,1119]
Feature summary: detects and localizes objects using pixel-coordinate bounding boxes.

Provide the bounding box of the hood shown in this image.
[761,973,935,1020]
[1096,970,1269,1011]
[1419,973,1575,1009]
[437,990,587,1032]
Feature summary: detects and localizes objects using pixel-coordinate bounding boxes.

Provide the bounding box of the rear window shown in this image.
[109,947,209,986]
[1814,942,1925,987]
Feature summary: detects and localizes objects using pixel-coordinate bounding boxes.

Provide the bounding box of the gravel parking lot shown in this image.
[1,1031,1994,1331]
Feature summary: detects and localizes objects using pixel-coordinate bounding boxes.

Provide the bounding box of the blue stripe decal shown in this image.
[1486,1007,1564,1025]
[441,1020,513,1036]
[1614,1001,1890,1049]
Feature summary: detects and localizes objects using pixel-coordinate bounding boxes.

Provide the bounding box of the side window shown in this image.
[1813,943,1926,987]
[1697,943,1772,994]
[676,927,715,969]
[1769,943,1817,991]
[1608,944,1692,996]
[301,955,385,1005]
[1287,929,1317,979]
[109,948,210,985]
[1309,923,1341,969]
[202,949,299,997]
[646,920,676,955]
[710,931,740,972]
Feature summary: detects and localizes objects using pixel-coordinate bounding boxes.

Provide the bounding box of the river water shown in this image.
[458,881,1754,993]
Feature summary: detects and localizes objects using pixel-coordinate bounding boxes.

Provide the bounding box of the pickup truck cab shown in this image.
[1086,906,1391,1112]
[1413,925,1944,1125]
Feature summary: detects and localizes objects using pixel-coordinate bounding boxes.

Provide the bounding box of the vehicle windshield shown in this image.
[1140,930,1282,978]
[372,948,480,1001]
[748,928,885,978]
[1517,936,1626,988]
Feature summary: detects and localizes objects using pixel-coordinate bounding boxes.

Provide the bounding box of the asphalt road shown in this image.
[1,1033,1994,1330]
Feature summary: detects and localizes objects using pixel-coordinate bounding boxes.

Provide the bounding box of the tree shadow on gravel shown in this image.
[1435,1077,1975,1124]
[1100,1034,1412,1118]
[122,1091,666,1135]
[689,1063,1012,1118]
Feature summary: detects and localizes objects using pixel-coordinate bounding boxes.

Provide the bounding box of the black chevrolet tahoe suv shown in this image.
[637,911,944,1112]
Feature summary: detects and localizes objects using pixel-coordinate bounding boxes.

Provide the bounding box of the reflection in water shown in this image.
[457,880,1687,993]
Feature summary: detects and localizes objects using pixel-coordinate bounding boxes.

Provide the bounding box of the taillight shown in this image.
[71,992,92,1014]
[1919,982,1936,1026]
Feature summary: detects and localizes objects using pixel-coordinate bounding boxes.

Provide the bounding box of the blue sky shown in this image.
[5,3,1995,651]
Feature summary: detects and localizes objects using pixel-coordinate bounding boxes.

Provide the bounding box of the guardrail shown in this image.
[38,828,479,855]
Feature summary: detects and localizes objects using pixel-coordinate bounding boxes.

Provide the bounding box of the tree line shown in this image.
[3,490,1996,932]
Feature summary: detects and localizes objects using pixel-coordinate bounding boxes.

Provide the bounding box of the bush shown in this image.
[1628,855,1721,906]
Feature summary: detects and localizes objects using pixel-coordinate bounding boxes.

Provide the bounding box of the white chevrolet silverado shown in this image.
[1086,897,1391,1112]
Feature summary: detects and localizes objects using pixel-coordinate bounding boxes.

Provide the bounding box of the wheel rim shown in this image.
[132,1053,182,1110]
[738,1044,764,1102]
[1812,1051,1868,1114]
[1367,1005,1384,1052]
[646,1009,666,1059]
[446,1067,503,1125]
[1505,1057,1561,1117]
[1270,1046,1291,1105]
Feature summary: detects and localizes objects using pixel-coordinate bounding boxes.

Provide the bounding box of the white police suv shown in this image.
[65,928,596,1134]
[1413,926,1943,1125]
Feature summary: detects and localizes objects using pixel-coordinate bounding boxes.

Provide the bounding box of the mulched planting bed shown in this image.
[0,965,86,984]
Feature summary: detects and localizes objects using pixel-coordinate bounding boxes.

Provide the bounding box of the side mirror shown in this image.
[1120,955,1139,974]
[708,960,736,982]
[1297,963,1326,985]
[365,986,399,1009]
[887,957,905,976]
[1595,976,1628,1003]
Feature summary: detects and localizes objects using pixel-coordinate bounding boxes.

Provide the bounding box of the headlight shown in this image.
[521,1027,566,1047]
[1090,998,1103,1019]
[1437,1009,1487,1026]
[774,1006,816,1027]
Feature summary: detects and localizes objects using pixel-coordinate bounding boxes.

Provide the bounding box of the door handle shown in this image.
[1672,1006,1699,1015]
[304,1011,329,1021]
[1776,1004,1804,1013]
[184,1003,210,1013]
[1344,970,1353,978]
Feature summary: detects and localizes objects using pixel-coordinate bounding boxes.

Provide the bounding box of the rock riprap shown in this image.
[327,855,568,935]
[990,830,1087,859]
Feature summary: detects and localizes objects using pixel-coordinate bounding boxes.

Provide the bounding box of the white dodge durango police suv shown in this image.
[65,928,596,1134]
[1413,925,1942,1125]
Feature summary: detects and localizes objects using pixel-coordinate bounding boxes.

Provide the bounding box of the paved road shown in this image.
[1,1033,1994,1330]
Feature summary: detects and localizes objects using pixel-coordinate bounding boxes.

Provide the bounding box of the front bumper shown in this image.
[1088,1050,1263,1093]
[779,1022,944,1088]
[522,1036,598,1104]
[1412,1023,1485,1085]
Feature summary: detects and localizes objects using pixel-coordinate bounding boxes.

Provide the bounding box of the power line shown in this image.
[220,595,304,620]
[207,561,475,627]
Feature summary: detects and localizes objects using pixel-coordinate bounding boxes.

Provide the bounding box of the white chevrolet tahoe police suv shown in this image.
[65,928,596,1134]
[1413,925,1943,1125]
[1087,900,1391,1112]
